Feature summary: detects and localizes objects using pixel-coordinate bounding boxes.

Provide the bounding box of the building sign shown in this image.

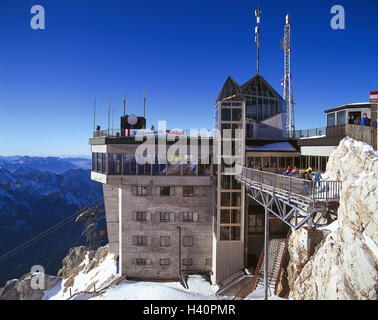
[370,91,378,103]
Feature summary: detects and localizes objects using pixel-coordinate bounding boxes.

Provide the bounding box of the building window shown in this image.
[221,108,231,121]
[183,212,193,222]
[183,258,193,266]
[183,236,193,246]
[159,186,173,196]
[337,110,346,125]
[136,212,147,222]
[160,258,170,266]
[205,258,212,266]
[137,236,147,246]
[327,113,336,126]
[136,258,146,265]
[232,108,242,121]
[160,236,170,247]
[132,186,150,196]
[159,212,171,222]
[183,186,194,197]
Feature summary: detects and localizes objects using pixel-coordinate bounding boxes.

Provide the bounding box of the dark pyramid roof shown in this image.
[215,76,245,104]
[240,74,283,100]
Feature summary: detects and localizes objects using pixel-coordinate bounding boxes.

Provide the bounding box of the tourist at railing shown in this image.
[288,166,298,177]
[313,170,323,188]
[282,166,293,176]
[360,113,369,126]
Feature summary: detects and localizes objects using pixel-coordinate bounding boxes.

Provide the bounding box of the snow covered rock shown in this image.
[45,244,118,300]
[0,273,60,300]
[287,137,378,300]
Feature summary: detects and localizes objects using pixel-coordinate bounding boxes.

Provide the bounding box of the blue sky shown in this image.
[0,0,377,156]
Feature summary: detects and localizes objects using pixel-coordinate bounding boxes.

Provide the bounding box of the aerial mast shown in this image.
[282,14,295,138]
[254,3,261,75]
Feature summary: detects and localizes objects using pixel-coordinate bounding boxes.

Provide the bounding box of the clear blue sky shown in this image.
[0,0,377,156]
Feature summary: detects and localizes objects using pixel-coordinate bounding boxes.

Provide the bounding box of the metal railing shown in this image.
[93,129,215,138]
[236,166,342,203]
[293,127,326,139]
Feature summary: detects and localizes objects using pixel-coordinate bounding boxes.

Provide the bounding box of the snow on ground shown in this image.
[299,135,326,140]
[43,251,118,300]
[91,275,228,300]
[244,285,285,300]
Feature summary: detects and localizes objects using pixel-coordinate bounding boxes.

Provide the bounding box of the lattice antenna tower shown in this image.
[281,14,295,138]
[254,3,262,75]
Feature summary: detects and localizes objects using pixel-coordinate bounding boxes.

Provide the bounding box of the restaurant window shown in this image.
[337,110,346,125]
[327,113,336,126]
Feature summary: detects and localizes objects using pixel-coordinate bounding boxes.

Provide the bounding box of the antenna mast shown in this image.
[254,3,261,75]
[93,98,96,131]
[143,89,146,118]
[282,14,295,138]
[123,92,126,116]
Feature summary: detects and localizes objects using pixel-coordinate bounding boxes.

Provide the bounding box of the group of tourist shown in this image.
[357,113,377,128]
[282,166,323,187]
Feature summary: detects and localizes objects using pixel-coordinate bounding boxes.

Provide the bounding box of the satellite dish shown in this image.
[127,115,138,126]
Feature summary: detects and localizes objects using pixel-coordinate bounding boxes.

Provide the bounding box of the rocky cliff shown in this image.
[287,137,377,300]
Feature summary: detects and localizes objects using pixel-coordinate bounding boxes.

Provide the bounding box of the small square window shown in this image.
[136,212,147,222]
[160,258,170,266]
[205,258,212,266]
[160,236,170,247]
[183,186,194,197]
[160,186,171,196]
[137,236,147,246]
[136,258,146,265]
[183,212,193,222]
[159,212,170,222]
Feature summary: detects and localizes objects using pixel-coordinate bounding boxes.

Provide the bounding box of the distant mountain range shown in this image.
[0,156,104,286]
[0,156,91,174]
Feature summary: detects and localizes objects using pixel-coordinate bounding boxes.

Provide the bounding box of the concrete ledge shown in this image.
[91,172,212,186]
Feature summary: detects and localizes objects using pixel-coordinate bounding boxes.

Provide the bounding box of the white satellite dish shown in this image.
[127,115,138,125]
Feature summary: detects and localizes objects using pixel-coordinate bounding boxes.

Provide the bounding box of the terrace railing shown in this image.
[236,166,342,204]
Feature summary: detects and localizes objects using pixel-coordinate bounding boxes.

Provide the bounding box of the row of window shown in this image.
[135,257,212,266]
[132,235,194,247]
[132,186,195,197]
[92,153,212,176]
[134,211,198,223]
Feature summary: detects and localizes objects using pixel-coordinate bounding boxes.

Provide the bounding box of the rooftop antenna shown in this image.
[281,13,295,138]
[254,2,262,75]
[93,98,96,131]
[123,92,126,116]
[108,100,110,134]
[143,89,146,118]
[112,109,115,132]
